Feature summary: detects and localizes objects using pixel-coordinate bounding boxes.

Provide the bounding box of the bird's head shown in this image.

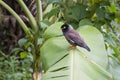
[61,23,70,33]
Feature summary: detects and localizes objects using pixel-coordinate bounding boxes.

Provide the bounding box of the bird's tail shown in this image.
[83,45,91,52]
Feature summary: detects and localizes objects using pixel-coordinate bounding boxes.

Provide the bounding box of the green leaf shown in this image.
[18,38,27,47]
[41,37,69,70]
[47,0,61,4]
[96,7,105,21]
[109,3,116,13]
[79,19,93,26]
[39,20,50,29]
[20,51,28,58]
[44,8,60,19]
[44,22,63,40]
[67,4,89,21]
[37,38,43,45]
[41,24,112,80]
[24,42,32,49]
[10,48,23,55]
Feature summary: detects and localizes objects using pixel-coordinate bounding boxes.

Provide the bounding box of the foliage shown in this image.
[41,23,112,80]
[42,0,120,79]
[0,0,120,80]
[0,53,33,80]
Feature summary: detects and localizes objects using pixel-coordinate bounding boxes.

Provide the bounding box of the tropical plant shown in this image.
[0,52,33,80]
[0,0,42,80]
[0,0,120,80]
[41,22,112,80]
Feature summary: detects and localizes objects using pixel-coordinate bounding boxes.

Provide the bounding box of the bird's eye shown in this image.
[64,26,66,29]
[63,26,66,29]
[61,26,67,30]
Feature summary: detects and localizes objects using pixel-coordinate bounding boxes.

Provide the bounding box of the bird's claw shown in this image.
[68,45,76,50]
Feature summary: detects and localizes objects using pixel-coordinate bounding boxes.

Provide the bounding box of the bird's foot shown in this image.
[69,45,76,50]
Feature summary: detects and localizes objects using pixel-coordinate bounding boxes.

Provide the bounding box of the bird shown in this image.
[61,23,91,52]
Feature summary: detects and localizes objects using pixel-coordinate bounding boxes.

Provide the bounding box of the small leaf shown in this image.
[20,51,28,59]
[39,20,50,29]
[18,38,27,47]
[10,48,23,55]
[27,47,31,52]
[43,4,53,15]
[37,38,44,45]
[44,8,60,19]
[24,42,32,49]
[109,3,116,13]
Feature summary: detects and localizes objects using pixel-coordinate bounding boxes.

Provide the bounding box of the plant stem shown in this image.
[36,0,43,23]
[16,0,38,33]
[0,0,33,39]
[33,1,43,80]
[0,50,7,58]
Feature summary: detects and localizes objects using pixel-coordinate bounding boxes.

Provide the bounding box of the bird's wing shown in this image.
[65,29,91,51]
[66,30,84,46]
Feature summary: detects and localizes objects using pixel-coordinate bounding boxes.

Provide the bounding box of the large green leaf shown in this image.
[41,22,112,80]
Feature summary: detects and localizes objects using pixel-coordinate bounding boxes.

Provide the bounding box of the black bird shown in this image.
[61,23,91,52]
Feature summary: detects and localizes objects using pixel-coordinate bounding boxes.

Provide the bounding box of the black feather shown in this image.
[61,23,91,52]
